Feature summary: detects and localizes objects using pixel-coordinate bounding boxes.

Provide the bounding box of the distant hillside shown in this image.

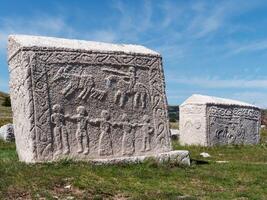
[0,91,9,104]
[168,105,179,122]
[0,91,12,126]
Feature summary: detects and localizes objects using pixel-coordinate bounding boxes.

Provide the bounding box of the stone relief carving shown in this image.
[8,37,172,162]
[53,67,106,101]
[113,113,139,156]
[51,104,70,156]
[141,115,154,152]
[103,66,149,108]
[207,105,260,145]
[68,106,90,154]
[180,105,205,115]
[89,110,115,156]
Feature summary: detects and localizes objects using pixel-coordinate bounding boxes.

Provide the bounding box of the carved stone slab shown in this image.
[180,94,261,146]
[7,35,182,164]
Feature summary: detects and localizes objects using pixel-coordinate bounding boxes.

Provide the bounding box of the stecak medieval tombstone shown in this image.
[179,94,261,146]
[8,35,190,165]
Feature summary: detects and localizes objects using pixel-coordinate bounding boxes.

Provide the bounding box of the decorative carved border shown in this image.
[22,49,170,160]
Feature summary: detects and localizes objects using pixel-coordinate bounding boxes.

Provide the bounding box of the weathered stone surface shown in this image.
[180,94,261,146]
[8,35,183,164]
[0,123,15,142]
[90,150,190,166]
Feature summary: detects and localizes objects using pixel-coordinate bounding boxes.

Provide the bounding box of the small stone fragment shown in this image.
[200,152,211,158]
[64,185,71,189]
[0,123,14,142]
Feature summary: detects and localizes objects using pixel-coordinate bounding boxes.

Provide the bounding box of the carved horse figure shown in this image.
[53,67,105,101]
[103,67,150,108]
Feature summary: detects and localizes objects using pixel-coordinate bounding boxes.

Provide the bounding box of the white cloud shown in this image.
[0,15,75,52]
[231,91,267,108]
[187,5,224,38]
[169,76,267,89]
[111,0,153,41]
[0,14,118,52]
[230,39,267,55]
[167,88,267,108]
[185,0,265,39]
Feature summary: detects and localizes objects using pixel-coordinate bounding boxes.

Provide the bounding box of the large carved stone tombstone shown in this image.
[180,94,261,146]
[8,35,189,164]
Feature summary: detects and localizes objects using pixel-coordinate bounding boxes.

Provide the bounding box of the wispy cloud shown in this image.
[0,14,74,51]
[230,39,267,55]
[167,88,267,108]
[111,0,153,41]
[0,13,119,52]
[232,91,267,108]
[186,2,226,39]
[169,76,267,89]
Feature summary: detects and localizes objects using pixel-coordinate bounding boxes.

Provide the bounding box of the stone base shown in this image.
[88,150,190,166]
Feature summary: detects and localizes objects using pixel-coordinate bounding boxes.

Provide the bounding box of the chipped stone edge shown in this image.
[89,150,190,166]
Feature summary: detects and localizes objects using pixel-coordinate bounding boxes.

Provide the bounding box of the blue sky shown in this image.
[1,0,267,107]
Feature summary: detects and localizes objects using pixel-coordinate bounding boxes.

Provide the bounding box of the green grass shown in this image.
[1,131,267,199]
[0,94,266,199]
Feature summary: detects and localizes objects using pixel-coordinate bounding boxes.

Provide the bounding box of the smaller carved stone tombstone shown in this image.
[8,35,189,165]
[180,94,261,146]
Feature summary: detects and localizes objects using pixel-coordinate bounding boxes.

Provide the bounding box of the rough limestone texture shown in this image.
[180,94,261,146]
[0,123,15,142]
[8,35,189,165]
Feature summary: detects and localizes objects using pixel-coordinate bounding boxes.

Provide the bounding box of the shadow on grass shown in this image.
[190,159,209,165]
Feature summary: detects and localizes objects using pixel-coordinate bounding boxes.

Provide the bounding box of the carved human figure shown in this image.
[90,110,114,156]
[114,67,136,108]
[141,115,154,152]
[68,106,90,154]
[115,114,139,156]
[103,67,149,108]
[51,104,70,155]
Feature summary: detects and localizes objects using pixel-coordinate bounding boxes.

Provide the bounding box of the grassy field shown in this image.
[1,93,266,199]
[0,129,266,199]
